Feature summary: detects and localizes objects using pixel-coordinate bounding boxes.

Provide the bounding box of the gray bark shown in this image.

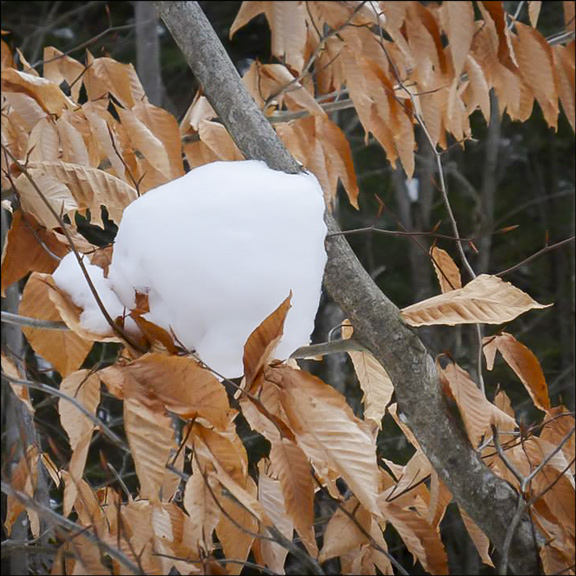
[152,2,542,573]
[135,1,163,106]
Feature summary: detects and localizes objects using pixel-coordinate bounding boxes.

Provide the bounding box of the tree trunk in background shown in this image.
[546,131,575,407]
[1,209,50,575]
[477,91,501,275]
[135,1,163,107]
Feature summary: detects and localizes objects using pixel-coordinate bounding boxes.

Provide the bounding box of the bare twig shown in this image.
[290,338,366,359]
[0,481,144,575]
[2,372,129,452]
[496,236,575,277]
[1,311,69,330]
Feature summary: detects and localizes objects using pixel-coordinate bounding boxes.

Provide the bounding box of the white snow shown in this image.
[54,160,327,378]
[52,252,126,334]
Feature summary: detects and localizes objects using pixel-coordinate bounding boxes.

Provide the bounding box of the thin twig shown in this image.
[2,372,129,452]
[496,236,575,277]
[0,481,144,575]
[290,338,366,359]
[1,311,69,330]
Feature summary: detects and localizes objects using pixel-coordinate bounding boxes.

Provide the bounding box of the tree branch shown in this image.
[153,2,543,573]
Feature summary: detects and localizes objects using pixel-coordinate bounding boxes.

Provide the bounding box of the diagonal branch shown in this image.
[152,2,543,573]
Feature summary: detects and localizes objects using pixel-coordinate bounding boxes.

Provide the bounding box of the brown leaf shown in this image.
[553,43,575,132]
[270,365,382,517]
[319,497,371,562]
[26,117,60,162]
[133,101,185,179]
[183,469,221,553]
[42,47,84,103]
[460,506,494,567]
[124,395,174,501]
[19,273,93,376]
[269,437,316,556]
[430,246,462,293]
[116,106,172,179]
[443,1,476,77]
[540,407,575,474]
[514,22,559,129]
[59,370,101,514]
[1,353,34,414]
[5,447,40,537]
[378,497,448,575]
[122,353,232,429]
[2,68,69,115]
[243,294,291,388]
[483,332,551,412]
[1,211,68,296]
[528,1,542,27]
[439,361,517,446]
[257,460,293,574]
[401,274,550,326]
[17,161,137,228]
[84,55,145,109]
[198,119,244,161]
[214,475,261,575]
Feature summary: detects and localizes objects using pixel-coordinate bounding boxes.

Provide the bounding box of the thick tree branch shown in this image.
[153,2,542,573]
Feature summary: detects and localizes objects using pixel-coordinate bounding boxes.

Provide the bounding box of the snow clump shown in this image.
[52,253,125,334]
[53,160,327,378]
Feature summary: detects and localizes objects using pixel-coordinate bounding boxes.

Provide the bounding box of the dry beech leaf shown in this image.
[84,55,145,109]
[319,497,371,562]
[231,2,307,73]
[124,395,174,501]
[438,361,517,446]
[514,22,558,129]
[269,437,317,556]
[243,293,291,388]
[427,472,452,528]
[379,497,448,575]
[59,370,101,515]
[459,505,494,567]
[183,470,221,553]
[42,47,84,103]
[1,353,34,414]
[269,365,382,518]
[191,422,249,485]
[19,273,93,376]
[198,119,244,161]
[443,1,476,77]
[389,450,432,501]
[5,446,40,538]
[342,321,394,428]
[483,332,551,412]
[430,246,462,293]
[116,106,172,179]
[19,160,138,228]
[122,353,231,429]
[214,474,261,576]
[540,407,575,474]
[553,43,575,132]
[1,211,68,296]
[528,1,543,27]
[401,274,550,326]
[1,68,70,115]
[26,117,60,162]
[133,101,185,179]
[256,460,294,573]
[67,533,111,576]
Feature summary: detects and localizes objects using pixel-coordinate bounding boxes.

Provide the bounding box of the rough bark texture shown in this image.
[153,2,542,573]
